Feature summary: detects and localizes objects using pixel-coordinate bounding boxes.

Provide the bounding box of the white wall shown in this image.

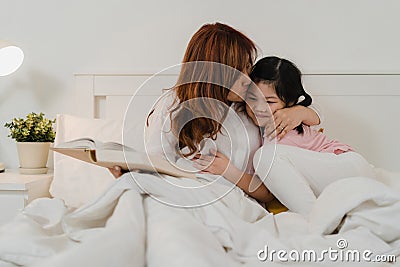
[1,0,399,169]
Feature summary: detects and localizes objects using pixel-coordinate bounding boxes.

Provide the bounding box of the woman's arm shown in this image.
[144,91,179,158]
[108,91,179,178]
[192,150,274,203]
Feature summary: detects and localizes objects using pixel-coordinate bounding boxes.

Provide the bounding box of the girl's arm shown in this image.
[192,150,274,203]
[267,105,320,140]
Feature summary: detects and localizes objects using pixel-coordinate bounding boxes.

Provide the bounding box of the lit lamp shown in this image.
[0,40,24,172]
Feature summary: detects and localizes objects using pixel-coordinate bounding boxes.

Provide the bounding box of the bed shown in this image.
[0,73,399,266]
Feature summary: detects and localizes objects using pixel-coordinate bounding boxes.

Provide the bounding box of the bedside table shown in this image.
[0,169,53,226]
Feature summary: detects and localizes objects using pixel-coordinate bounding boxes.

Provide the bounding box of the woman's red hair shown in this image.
[170,22,257,156]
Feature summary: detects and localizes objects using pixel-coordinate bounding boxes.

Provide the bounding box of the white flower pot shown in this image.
[17,142,50,174]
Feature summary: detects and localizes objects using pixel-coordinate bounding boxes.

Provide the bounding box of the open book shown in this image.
[52,138,197,179]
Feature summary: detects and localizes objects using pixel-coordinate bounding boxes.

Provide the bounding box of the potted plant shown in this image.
[4,112,56,174]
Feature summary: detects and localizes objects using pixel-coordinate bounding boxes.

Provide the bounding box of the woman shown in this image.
[111,22,321,203]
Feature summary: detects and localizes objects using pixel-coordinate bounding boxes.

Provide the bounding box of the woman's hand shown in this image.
[192,149,239,182]
[108,166,127,179]
[267,105,320,140]
[192,149,274,203]
[192,150,274,202]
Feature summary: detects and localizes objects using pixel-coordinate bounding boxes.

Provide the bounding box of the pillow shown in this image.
[51,114,144,208]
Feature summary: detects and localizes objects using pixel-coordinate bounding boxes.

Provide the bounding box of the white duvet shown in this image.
[0,168,399,266]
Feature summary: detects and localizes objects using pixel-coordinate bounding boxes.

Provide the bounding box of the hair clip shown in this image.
[297,95,305,104]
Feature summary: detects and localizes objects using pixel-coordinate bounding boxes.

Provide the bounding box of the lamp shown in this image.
[0,41,24,76]
[0,40,24,172]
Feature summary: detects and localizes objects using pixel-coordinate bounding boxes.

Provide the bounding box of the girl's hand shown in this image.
[267,105,319,140]
[271,106,303,140]
[192,149,240,182]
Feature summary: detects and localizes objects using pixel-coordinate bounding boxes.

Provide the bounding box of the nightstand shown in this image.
[0,169,53,226]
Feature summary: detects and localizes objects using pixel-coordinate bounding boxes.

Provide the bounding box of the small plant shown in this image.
[4,112,56,142]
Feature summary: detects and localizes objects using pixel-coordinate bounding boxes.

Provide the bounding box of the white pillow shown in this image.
[51,114,143,208]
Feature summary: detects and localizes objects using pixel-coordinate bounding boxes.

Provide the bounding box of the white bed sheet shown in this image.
[0,168,399,267]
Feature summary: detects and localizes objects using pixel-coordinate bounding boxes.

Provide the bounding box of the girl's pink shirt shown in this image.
[266,126,353,155]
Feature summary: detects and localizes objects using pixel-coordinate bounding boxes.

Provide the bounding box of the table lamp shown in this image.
[0,40,24,172]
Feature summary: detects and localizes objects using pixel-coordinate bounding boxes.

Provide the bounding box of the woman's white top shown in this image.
[145,90,262,182]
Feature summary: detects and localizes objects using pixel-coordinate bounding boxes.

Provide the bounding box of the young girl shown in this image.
[248,56,352,154]
[247,56,377,215]
[194,56,376,215]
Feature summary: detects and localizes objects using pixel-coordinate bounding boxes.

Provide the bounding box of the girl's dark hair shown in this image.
[250,56,312,134]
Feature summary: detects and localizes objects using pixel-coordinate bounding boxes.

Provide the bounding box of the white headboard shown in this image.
[75,73,400,171]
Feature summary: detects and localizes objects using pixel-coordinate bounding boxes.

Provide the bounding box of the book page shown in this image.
[56,138,135,152]
[56,138,96,149]
[53,138,197,178]
[97,142,135,151]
